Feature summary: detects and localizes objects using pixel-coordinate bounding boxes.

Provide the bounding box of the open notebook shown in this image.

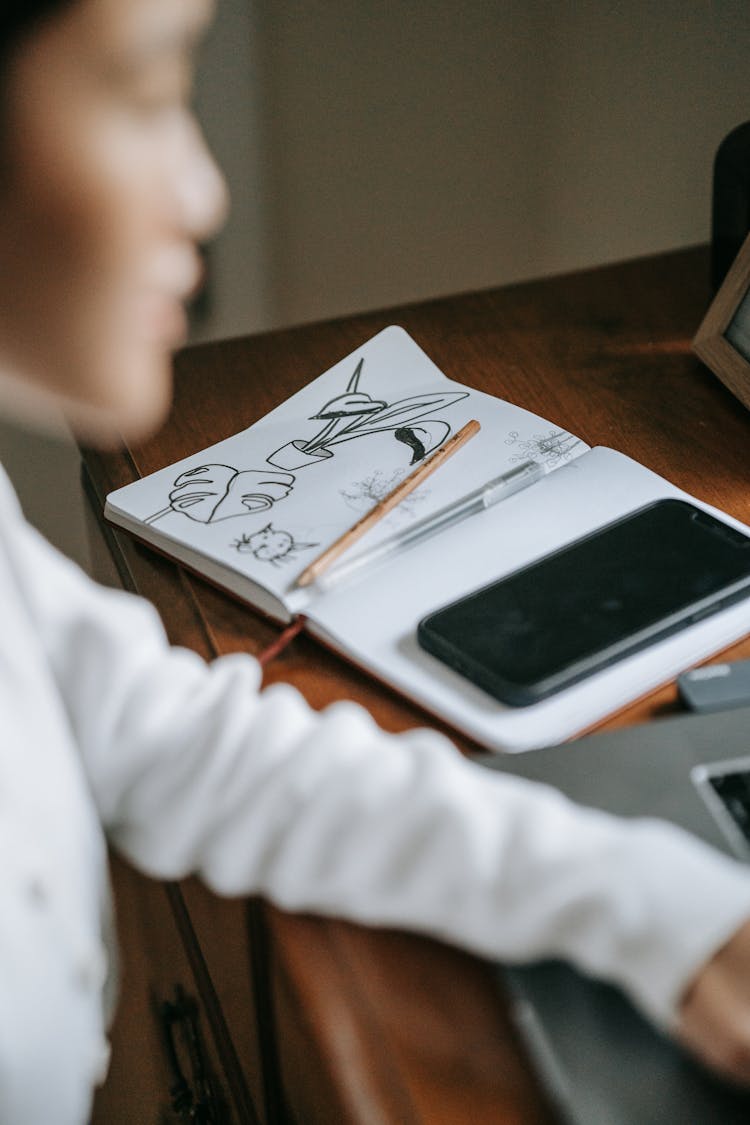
[105,327,750,752]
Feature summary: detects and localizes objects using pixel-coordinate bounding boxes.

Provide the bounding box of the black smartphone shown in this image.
[417,499,750,707]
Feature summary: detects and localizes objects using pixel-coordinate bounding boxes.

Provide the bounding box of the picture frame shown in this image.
[693,230,750,410]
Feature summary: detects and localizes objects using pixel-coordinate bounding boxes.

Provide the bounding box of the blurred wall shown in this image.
[253,0,749,326]
[1,0,748,566]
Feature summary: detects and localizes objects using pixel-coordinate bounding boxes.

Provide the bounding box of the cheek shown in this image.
[33,129,151,317]
[2,134,120,329]
[0,121,173,434]
[0,20,189,443]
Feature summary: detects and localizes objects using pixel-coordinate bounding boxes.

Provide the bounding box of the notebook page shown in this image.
[106,326,589,612]
[302,447,750,753]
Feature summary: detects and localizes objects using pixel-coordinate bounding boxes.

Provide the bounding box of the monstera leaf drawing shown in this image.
[145,464,295,525]
[144,359,470,525]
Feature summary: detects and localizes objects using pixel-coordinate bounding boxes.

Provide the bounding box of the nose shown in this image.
[174,120,230,244]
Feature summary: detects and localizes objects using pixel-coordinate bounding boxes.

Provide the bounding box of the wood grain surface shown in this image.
[83,246,750,1123]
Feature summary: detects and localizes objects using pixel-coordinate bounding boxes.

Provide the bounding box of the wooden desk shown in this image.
[84,246,750,1123]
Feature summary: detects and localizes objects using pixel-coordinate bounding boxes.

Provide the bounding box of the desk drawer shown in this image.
[91,855,263,1124]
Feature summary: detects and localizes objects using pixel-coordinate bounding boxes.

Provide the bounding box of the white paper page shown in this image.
[106,326,588,606]
[302,447,750,753]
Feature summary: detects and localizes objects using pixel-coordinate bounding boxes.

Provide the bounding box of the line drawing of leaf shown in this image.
[218,469,295,518]
[146,463,296,525]
[340,391,469,435]
[393,420,451,463]
[301,356,387,453]
[145,464,238,524]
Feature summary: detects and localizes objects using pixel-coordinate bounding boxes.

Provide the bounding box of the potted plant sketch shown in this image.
[144,355,469,527]
[267,357,468,471]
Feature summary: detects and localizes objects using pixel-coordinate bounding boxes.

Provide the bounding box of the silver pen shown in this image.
[315,459,545,591]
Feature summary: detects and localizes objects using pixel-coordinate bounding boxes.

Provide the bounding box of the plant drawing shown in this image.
[504,429,584,468]
[267,357,469,470]
[340,470,430,518]
[145,464,295,524]
[146,355,470,528]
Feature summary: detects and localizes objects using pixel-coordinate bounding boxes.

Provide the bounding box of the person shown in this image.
[1,1,750,1120]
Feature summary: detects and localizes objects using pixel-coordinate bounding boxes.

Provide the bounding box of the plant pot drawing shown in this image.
[265,357,469,472]
[267,440,335,471]
[144,356,471,530]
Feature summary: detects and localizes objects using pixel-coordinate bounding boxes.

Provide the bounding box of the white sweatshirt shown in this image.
[2,463,750,1124]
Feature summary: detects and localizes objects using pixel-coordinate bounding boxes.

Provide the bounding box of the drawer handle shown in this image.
[158,983,229,1123]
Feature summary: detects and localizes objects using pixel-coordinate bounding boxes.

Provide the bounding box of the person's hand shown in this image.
[678,918,750,1085]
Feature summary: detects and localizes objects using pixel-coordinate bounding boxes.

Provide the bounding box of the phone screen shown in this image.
[417,500,750,706]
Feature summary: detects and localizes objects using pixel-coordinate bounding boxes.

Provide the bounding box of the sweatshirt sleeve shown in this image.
[13,498,750,1032]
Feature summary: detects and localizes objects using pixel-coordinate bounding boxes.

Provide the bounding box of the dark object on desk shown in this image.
[417,499,750,706]
[478,706,750,1124]
[712,122,750,292]
[679,658,750,713]
[693,229,750,411]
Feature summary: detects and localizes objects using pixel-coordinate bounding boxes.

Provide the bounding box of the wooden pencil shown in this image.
[295,418,481,587]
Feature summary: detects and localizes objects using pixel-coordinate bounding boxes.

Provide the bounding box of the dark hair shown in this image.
[0,0,76,148]
[0,1,76,64]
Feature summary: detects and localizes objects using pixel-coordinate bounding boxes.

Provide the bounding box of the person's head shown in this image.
[0,0,228,443]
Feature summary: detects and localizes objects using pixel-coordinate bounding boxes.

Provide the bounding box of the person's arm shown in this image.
[12,492,750,1052]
